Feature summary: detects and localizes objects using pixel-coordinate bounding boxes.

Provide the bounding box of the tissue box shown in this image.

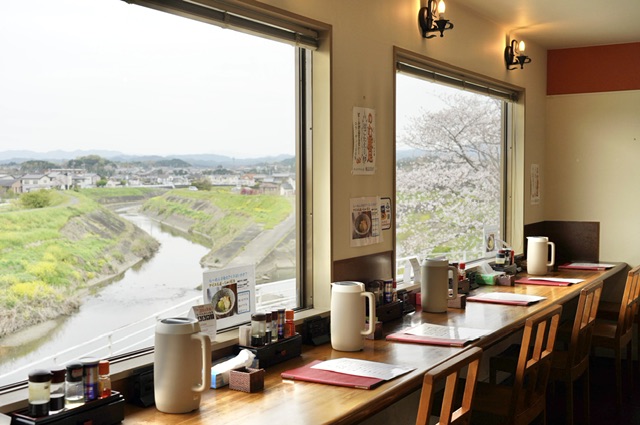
[477,272,504,285]
[229,367,265,393]
[447,294,466,309]
[497,274,515,286]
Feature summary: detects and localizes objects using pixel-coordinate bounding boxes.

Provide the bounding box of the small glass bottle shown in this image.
[65,362,84,409]
[98,360,111,399]
[270,310,279,343]
[458,262,466,281]
[277,308,286,340]
[265,312,273,344]
[28,369,52,417]
[251,313,266,346]
[383,280,393,304]
[80,357,100,402]
[284,309,295,338]
[49,367,66,414]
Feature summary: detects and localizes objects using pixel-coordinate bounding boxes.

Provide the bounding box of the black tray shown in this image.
[10,391,124,425]
[237,333,302,368]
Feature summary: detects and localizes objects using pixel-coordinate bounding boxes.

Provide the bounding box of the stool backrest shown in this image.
[511,304,562,424]
[568,280,603,368]
[615,265,640,340]
[415,346,483,425]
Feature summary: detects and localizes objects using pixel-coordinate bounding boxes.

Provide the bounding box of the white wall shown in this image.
[257,0,548,266]
[546,90,640,267]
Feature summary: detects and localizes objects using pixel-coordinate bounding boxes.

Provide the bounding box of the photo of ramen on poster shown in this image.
[350,197,382,247]
[203,265,255,330]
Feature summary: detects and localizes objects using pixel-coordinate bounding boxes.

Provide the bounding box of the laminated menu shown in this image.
[281,358,413,390]
[514,277,584,286]
[466,292,546,306]
[558,262,615,271]
[386,323,491,347]
[281,360,384,390]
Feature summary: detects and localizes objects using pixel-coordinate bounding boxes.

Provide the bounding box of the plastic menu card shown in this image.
[281,360,383,389]
[386,323,491,347]
[466,292,546,306]
[558,262,615,271]
[310,358,413,380]
[281,358,413,389]
[515,277,584,286]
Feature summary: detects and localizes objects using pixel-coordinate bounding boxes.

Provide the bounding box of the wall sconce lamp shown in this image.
[504,39,531,70]
[419,0,453,38]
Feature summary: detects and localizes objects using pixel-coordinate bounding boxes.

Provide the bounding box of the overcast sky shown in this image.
[0,0,295,158]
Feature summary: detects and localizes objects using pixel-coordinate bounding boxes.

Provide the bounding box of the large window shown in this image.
[0,0,313,387]
[395,58,515,266]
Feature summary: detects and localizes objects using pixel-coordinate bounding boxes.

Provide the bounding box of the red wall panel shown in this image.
[547,42,640,95]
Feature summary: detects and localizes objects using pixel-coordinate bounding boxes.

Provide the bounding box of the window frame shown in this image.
[393,47,521,272]
[0,0,318,397]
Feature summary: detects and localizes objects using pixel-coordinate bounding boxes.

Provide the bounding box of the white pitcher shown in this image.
[527,236,555,276]
[154,317,212,413]
[330,281,376,351]
[420,258,458,313]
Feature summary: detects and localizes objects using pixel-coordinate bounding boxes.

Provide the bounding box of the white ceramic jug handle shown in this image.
[191,332,212,393]
[547,241,556,267]
[361,292,376,336]
[447,266,458,299]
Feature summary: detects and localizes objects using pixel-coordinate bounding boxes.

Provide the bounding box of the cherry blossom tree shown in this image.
[396,92,502,260]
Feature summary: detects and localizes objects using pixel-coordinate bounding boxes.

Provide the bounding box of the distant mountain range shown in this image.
[0,150,294,168]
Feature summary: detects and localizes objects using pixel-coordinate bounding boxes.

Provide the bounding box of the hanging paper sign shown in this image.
[403,256,421,285]
[188,304,217,341]
[352,107,377,175]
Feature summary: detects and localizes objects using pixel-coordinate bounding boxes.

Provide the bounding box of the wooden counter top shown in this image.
[124,264,626,425]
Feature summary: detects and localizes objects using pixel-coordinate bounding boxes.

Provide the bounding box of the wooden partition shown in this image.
[524,221,600,267]
[332,251,394,283]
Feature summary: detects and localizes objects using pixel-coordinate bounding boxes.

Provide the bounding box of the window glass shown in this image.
[396,73,506,266]
[0,0,306,387]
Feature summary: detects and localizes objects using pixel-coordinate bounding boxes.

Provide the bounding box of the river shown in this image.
[0,206,209,387]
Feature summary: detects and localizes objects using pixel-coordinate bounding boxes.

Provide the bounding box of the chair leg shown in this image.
[584,368,590,425]
[615,348,623,407]
[566,378,574,425]
[627,341,634,396]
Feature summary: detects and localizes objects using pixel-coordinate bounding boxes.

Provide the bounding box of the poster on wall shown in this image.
[531,163,540,205]
[350,197,382,247]
[203,265,255,330]
[380,197,391,230]
[352,107,377,175]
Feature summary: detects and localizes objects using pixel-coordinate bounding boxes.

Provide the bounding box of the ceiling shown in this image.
[456,0,640,50]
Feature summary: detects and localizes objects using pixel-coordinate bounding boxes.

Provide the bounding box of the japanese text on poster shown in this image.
[352,107,376,175]
[203,265,255,330]
[530,163,540,205]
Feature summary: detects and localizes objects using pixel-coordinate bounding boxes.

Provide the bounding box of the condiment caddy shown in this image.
[237,333,302,369]
[9,391,124,425]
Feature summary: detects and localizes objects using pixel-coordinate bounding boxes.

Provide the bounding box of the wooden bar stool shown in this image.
[596,265,640,376]
[549,280,603,425]
[415,347,482,425]
[473,304,562,425]
[591,265,640,406]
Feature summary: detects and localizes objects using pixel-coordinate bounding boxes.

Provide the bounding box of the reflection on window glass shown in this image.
[396,74,503,263]
[0,0,302,386]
